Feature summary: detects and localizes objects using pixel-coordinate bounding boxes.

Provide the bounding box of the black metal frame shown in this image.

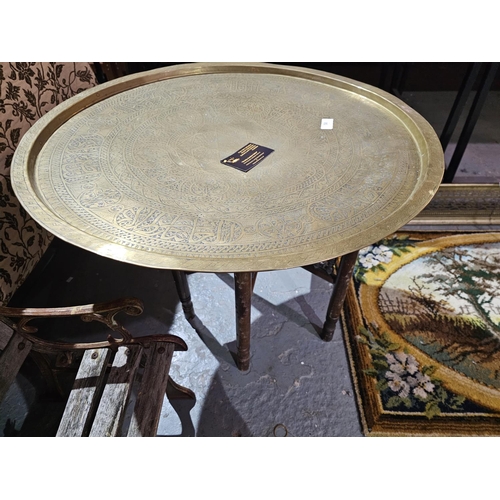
[380,62,499,183]
[442,63,499,183]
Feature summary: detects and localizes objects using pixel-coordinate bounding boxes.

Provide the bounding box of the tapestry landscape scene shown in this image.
[342,232,500,436]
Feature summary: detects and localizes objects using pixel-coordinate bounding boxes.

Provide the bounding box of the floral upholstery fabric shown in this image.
[0,63,97,304]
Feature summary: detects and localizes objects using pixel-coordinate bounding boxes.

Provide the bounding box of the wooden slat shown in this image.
[127,343,175,437]
[56,348,112,437]
[0,335,182,437]
[89,345,142,437]
[0,332,32,403]
[0,321,14,351]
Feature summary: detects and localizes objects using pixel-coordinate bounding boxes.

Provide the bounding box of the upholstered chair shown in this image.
[0,62,97,304]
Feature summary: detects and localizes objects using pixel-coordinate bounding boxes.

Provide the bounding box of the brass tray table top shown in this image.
[12,63,444,272]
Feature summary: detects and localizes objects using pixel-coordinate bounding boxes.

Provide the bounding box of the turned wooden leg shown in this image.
[321,250,359,341]
[171,270,195,321]
[234,272,253,371]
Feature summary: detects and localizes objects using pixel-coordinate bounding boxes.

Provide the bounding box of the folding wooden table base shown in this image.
[172,250,359,371]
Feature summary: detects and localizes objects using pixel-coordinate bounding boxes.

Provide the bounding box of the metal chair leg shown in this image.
[443,62,499,183]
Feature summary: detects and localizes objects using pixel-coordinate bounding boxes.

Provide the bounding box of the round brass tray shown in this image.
[12,63,444,272]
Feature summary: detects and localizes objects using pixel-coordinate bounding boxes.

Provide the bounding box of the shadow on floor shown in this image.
[188,272,362,436]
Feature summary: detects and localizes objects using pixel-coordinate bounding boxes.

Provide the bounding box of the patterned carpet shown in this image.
[342,232,500,436]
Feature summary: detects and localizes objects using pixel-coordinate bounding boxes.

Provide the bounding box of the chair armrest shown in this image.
[0,297,187,354]
[0,297,143,319]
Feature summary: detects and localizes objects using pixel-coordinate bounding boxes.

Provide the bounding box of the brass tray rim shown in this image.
[11,62,444,272]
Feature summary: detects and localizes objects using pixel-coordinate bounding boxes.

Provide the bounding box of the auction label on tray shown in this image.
[321,118,334,129]
[221,143,274,172]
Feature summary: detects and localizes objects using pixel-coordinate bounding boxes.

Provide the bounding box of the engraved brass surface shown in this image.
[12,63,444,272]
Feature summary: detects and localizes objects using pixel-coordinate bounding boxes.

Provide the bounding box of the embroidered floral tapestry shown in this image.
[342,232,500,436]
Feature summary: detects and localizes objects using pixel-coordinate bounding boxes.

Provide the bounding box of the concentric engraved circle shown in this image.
[12,63,444,271]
